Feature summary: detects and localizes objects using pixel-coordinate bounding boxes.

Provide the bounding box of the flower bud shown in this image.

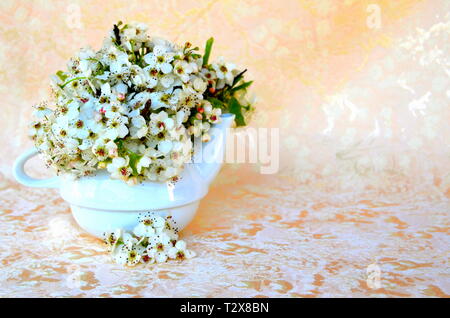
[193,78,207,92]
[127,177,138,186]
[201,134,211,143]
[204,104,212,113]
[109,148,118,157]
[94,112,103,122]
[117,93,126,102]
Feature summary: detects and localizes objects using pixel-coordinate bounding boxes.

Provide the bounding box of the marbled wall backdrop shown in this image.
[0,0,449,194]
[1,0,449,298]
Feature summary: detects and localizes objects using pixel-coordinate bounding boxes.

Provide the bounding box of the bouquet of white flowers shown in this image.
[30,22,254,184]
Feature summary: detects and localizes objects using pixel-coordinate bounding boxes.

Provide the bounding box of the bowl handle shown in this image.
[13,147,60,188]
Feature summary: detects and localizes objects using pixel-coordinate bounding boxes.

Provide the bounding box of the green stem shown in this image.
[59,77,87,89]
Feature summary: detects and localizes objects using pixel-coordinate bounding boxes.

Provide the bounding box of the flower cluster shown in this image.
[29,22,254,184]
[103,213,195,266]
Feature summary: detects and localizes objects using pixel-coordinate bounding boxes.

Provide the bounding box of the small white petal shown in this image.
[158,140,173,154]
[160,63,173,74]
[175,240,187,250]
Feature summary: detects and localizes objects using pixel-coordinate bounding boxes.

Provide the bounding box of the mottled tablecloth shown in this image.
[1,168,448,298]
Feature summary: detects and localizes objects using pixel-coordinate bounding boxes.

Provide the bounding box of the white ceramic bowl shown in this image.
[13,114,235,238]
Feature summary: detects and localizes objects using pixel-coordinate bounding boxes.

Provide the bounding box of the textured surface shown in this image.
[0,170,449,297]
[0,0,449,297]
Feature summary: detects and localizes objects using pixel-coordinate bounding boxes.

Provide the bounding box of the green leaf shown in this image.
[93,67,105,77]
[228,97,246,126]
[202,37,214,66]
[86,57,100,63]
[207,97,224,109]
[127,151,142,176]
[56,70,68,82]
[230,80,253,93]
[129,40,138,62]
[115,139,126,155]
[231,69,247,87]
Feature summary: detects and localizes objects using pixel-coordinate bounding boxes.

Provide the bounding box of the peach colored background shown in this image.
[0,0,449,297]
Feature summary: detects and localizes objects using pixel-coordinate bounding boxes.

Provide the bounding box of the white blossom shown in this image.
[144,45,175,74]
[29,21,254,183]
[212,58,236,86]
[107,156,132,179]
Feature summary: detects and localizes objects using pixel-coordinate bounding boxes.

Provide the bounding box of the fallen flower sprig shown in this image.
[103,213,195,266]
